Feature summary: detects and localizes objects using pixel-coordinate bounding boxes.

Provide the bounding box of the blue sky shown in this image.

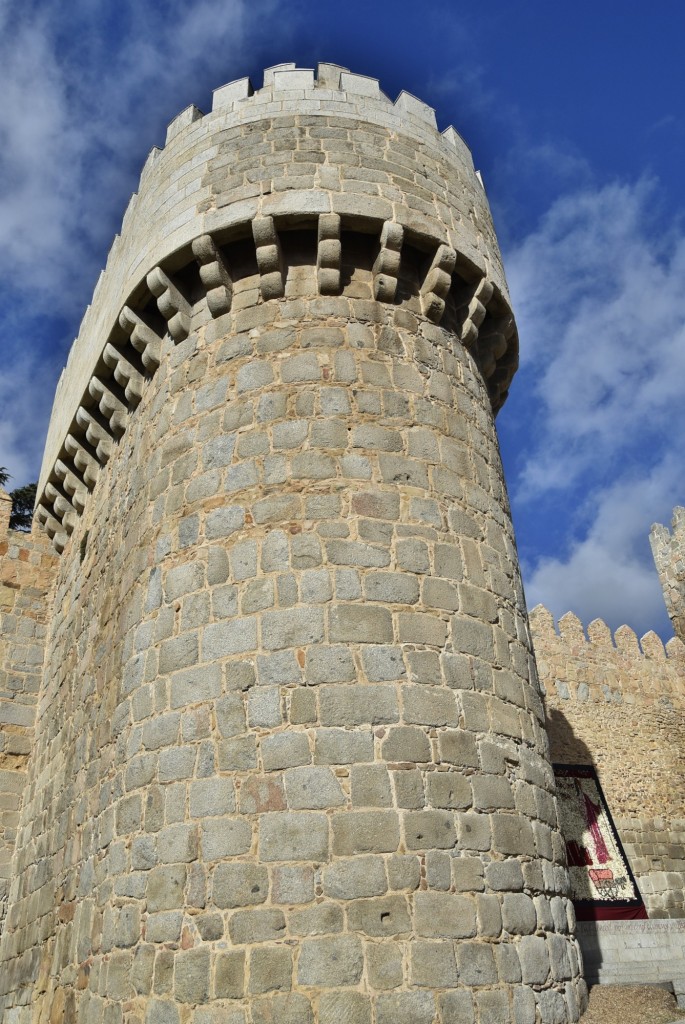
[1,0,683,640]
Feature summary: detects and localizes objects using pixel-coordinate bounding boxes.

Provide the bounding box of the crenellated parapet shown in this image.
[35,63,518,552]
[651,507,685,643]
[529,604,685,706]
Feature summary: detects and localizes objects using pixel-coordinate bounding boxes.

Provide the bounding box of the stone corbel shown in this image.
[373,221,403,302]
[119,306,162,372]
[88,377,128,436]
[44,483,78,533]
[420,244,457,323]
[102,344,144,407]
[457,276,494,348]
[487,346,518,410]
[54,460,88,512]
[75,407,114,465]
[192,234,233,317]
[146,267,191,342]
[252,216,285,300]
[64,434,100,489]
[477,315,514,378]
[316,214,341,295]
[36,504,67,553]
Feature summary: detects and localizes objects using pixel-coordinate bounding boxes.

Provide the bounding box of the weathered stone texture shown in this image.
[531,605,685,919]
[0,492,56,927]
[651,506,685,643]
[0,66,584,1023]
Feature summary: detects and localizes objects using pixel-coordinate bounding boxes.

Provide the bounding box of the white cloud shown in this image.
[505,178,685,637]
[0,0,272,303]
[0,5,80,282]
[507,180,685,492]
[522,455,679,637]
[0,0,287,483]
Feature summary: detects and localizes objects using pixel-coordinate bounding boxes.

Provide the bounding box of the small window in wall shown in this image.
[554,764,647,920]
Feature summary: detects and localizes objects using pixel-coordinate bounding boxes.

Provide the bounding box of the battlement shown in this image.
[650,507,685,642]
[183,63,469,154]
[529,604,685,705]
[530,603,685,662]
[36,63,518,553]
[531,603,685,914]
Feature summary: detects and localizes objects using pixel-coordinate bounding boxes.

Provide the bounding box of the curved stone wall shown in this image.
[37,61,516,518]
[1,65,585,1024]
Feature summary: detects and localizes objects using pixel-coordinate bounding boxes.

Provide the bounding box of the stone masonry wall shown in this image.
[2,260,583,1024]
[651,507,685,643]
[0,67,585,1024]
[0,491,57,929]
[530,605,685,919]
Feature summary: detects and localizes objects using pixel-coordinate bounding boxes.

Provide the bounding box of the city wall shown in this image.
[530,605,685,919]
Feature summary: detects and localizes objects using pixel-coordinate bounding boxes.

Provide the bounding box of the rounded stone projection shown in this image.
[0,65,586,1023]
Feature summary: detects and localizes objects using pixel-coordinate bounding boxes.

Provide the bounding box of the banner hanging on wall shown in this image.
[554,763,647,920]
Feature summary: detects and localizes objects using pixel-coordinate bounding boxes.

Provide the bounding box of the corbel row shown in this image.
[38,247,210,546]
[38,246,207,545]
[37,213,518,549]
[37,316,169,548]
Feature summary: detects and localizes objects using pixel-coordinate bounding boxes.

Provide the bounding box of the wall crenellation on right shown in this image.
[529,600,685,918]
[529,603,685,695]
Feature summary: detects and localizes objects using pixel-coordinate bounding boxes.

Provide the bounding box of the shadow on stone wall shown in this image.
[546,706,595,768]
[546,706,604,986]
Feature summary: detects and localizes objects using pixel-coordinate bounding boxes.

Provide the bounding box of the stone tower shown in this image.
[0,65,586,1023]
[651,507,685,642]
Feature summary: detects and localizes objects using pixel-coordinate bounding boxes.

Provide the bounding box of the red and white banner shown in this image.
[554,764,647,920]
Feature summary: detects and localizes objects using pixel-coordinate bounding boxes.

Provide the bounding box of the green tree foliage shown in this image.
[0,469,37,531]
[9,483,37,532]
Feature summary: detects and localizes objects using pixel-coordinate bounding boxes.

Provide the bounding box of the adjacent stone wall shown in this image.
[651,507,685,642]
[0,65,584,1024]
[530,606,685,919]
[575,920,685,998]
[0,491,56,929]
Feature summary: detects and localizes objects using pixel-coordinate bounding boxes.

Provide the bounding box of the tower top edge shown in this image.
[529,603,683,663]
[161,62,473,167]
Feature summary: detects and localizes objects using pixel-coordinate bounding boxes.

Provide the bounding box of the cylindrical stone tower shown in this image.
[0,64,586,1023]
